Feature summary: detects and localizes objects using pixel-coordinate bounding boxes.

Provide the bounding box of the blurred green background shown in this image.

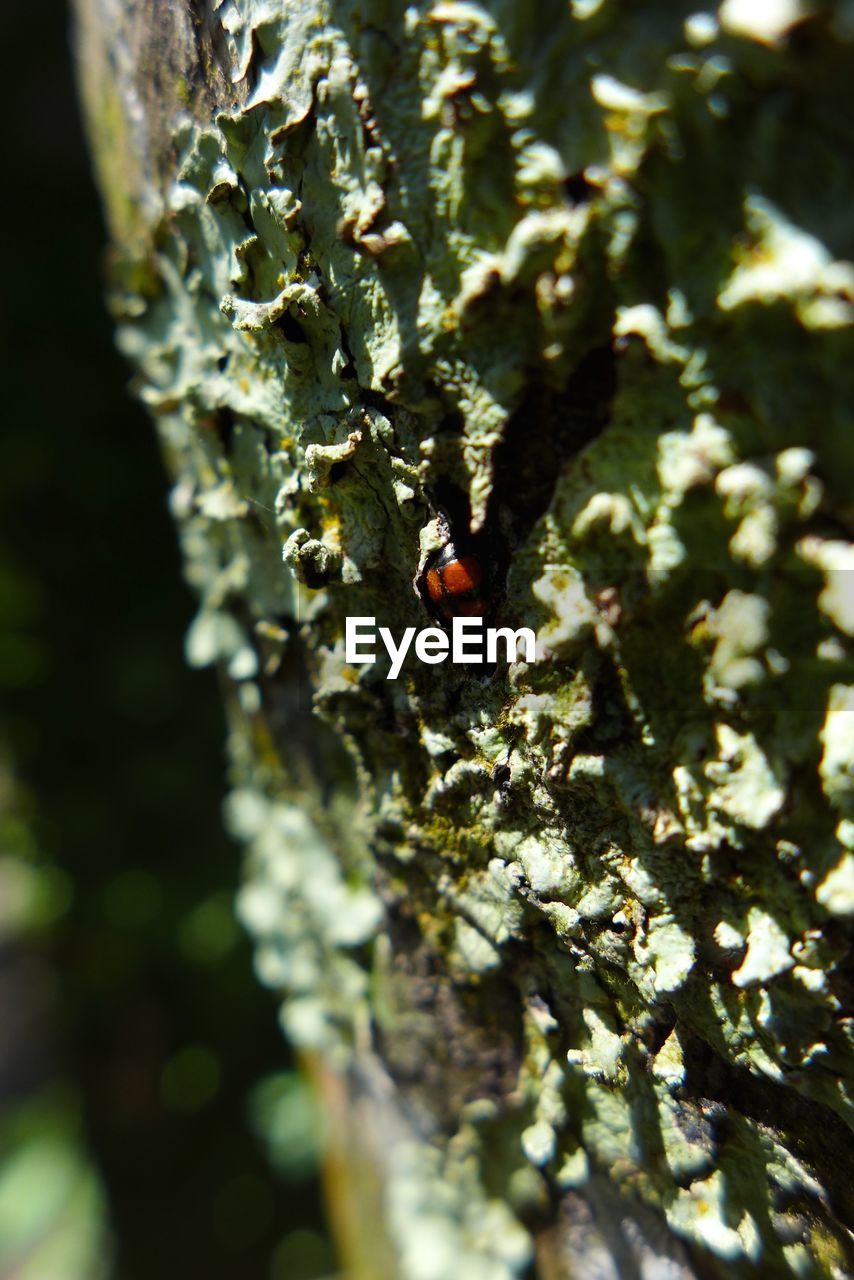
[0,4,332,1277]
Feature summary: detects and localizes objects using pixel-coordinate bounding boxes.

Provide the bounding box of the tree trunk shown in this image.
[74,1,854,1275]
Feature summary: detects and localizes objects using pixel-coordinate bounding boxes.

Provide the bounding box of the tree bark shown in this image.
[74,1,854,1275]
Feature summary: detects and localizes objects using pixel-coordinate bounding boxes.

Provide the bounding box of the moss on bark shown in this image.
[76,1,854,1274]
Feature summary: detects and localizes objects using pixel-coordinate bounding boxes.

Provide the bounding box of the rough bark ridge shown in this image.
[75,1,854,1275]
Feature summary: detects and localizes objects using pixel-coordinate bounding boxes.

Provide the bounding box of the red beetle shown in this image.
[422,540,487,623]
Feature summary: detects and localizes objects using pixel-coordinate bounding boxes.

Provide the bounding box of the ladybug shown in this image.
[421,540,488,623]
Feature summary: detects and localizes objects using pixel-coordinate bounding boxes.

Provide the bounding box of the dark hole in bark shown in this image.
[491,763,511,788]
[564,170,596,205]
[274,311,308,343]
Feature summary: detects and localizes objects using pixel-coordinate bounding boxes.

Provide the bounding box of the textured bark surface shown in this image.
[75,1,854,1276]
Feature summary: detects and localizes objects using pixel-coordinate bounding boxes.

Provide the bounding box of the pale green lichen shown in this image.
[85,0,854,1273]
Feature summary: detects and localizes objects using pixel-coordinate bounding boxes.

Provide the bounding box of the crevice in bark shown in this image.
[489,343,618,544]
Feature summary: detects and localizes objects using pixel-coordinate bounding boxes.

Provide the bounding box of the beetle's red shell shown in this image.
[423,546,487,621]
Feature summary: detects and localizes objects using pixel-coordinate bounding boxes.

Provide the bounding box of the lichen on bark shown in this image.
[76,0,854,1275]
